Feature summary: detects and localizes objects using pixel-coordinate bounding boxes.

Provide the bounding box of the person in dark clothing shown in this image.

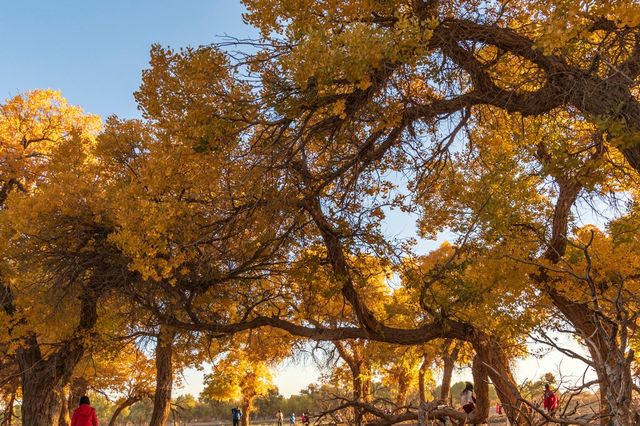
[71,395,98,426]
[232,406,243,426]
[543,384,559,415]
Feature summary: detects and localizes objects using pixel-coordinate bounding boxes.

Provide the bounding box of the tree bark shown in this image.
[333,341,371,426]
[353,364,366,426]
[17,347,64,426]
[539,176,638,426]
[58,385,70,426]
[148,326,175,426]
[548,287,636,426]
[439,340,461,403]
[241,399,251,426]
[466,354,489,425]
[418,354,430,405]
[395,373,409,407]
[16,287,100,426]
[473,334,529,426]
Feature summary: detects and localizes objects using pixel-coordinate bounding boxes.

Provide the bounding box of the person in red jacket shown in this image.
[543,384,559,415]
[71,395,98,426]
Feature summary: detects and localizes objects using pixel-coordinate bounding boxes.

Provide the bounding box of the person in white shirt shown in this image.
[460,382,476,414]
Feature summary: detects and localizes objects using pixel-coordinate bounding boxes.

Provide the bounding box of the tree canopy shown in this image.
[2,1,640,425]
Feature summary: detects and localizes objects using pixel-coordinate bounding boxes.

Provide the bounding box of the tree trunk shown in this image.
[58,386,70,426]
[590,335,635,426]
[333,341,370,426]
[4,282,100,426]
[418,354,430,405]
[395,373,409,407]
[466,354,489,425]
[17,347,63,426]
[149,327,175,426]
[110,396,142,426]
[241,399,251,426]
[17,331,93,426]
[546,288,636,426]
[473,334,529,426]
[440,340,461,403]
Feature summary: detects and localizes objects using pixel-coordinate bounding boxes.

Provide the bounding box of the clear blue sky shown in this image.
[0,0,255,119]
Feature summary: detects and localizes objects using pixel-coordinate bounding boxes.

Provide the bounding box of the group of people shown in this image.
[460,382,559,417]
[66,383,558,425]
[276,409,311,425]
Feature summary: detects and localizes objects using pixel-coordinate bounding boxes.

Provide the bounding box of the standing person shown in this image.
[460,382,476,414]
[232,406,243,426]
[71,395,98,426]
[277,409,284,426]
[543,384,559,415]
[289,412,296,425]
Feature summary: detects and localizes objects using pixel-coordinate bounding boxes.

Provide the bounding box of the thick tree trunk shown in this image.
[17,348,63,426]
[149,327,175,426]
[545,283,636,426]
[4,282,100,426]
[473,335,529,426]
[589,334,635,426]
[17,331,93,426]
[555,299,635,426]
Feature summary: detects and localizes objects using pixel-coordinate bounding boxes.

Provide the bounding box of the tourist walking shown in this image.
[71,396,98,426]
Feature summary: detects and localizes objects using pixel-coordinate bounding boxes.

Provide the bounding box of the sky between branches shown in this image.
[0,0,599,399]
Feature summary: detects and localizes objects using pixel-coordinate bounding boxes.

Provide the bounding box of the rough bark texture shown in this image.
[58,386,70,426]
[15,287,100,426]
[547,287,636,426]
[473,334,529,426]
[148,327,175,426]
[16,343,64,426]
